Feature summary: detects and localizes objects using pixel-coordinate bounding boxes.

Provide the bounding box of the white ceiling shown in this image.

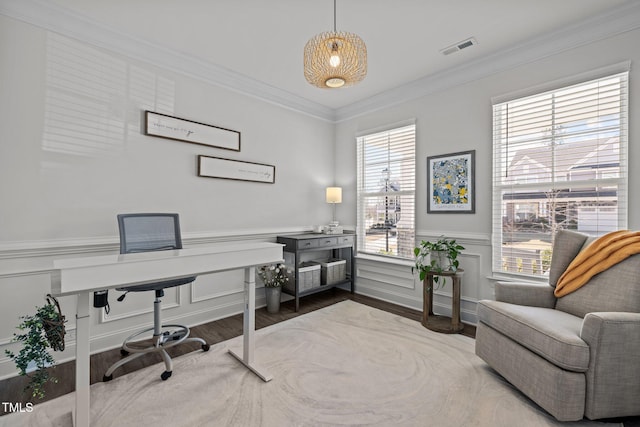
[10,0,640,118]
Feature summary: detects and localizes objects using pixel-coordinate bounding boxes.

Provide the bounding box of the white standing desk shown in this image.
[51,242,283,427]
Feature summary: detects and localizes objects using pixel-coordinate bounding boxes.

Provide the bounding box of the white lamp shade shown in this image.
[326,187,342,204]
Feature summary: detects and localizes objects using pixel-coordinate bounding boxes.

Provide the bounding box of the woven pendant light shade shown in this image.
[304,31,367,88]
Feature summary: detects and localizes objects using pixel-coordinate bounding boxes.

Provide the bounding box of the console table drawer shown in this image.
[336,235,354,246]
[317,237,337,248]
[297,239,319,250]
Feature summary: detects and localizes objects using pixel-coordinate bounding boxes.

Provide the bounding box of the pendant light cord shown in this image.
[333,0,337,32]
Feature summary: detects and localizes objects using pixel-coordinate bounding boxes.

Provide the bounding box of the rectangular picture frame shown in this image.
[198,155,275,184]
[145,111,240,151]
[427,150,475,213]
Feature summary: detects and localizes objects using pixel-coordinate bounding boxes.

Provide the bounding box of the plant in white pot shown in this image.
[413,236,465,288]
[258,263,290,314]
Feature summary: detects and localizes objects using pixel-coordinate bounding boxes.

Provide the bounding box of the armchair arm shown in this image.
[580,312,640,419]
[494,281,556,308]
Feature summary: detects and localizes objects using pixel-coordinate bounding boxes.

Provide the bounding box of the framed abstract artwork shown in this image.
[427,150,475,213]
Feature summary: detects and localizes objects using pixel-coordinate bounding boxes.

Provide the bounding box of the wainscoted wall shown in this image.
[355,231,492,325]
[0,227,491,381]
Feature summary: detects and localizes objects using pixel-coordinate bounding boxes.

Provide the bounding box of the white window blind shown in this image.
[492,71,628,277]
[357,124,416,259]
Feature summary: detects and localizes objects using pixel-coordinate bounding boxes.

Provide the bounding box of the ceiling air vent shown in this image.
[440,37,477,56]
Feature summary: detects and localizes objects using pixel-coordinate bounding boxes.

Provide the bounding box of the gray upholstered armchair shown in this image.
[475,229,640,421]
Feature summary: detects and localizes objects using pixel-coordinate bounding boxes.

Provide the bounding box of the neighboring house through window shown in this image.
[492,66,629,277]
[357,123,416,260]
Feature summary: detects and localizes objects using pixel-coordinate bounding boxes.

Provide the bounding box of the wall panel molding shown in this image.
[100,289,181,323]
[356,259,416,290]
[415,230,491,246]
[0,226,312,279]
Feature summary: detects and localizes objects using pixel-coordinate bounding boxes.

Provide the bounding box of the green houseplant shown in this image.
[5,294,66,399]
[258,263,290,314]
[413,236,465,287]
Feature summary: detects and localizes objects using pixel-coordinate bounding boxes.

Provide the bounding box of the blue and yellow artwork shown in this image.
[432,157,469,205]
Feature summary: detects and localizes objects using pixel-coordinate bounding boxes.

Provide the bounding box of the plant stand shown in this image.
[422,269,464,334]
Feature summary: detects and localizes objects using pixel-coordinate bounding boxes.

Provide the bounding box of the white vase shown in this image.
[430,251,452,271]
[265,286,281,314]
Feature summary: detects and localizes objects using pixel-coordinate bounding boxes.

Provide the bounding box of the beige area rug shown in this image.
[1,300,621,427]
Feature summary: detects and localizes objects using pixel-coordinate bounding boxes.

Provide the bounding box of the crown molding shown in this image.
[0,0,336,122]
[1,0,638,124]
[334,1,640,122]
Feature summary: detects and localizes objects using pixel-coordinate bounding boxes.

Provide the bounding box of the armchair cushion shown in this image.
[555,253,640,318]
[477,300,589,372]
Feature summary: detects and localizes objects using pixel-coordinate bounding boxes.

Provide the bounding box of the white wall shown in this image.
[336,28,640,322]
[0,15,335,378]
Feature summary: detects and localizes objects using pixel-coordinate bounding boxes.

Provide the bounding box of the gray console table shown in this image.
[277,233,355,311]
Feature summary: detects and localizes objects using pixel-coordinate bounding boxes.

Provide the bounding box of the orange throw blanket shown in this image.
[554,230,640,297]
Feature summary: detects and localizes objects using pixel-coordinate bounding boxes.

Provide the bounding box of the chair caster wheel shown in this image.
[103,374,113,382]
[202,344,210,352]
[161,371,172,381]
[120,348,129,356]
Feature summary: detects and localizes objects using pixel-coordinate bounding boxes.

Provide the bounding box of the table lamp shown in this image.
[325,187,343,234]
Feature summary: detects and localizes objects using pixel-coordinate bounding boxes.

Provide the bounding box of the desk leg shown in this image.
[228,266,273,382]
[74,291,91,427]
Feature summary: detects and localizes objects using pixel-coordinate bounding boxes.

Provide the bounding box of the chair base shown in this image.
[103,323,209,382]
[475,321,585,421]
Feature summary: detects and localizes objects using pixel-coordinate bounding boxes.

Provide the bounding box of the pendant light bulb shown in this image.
[329,42,340,67]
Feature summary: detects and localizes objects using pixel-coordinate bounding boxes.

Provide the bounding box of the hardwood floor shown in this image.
[2,292,638,426]
[0,289,474,416]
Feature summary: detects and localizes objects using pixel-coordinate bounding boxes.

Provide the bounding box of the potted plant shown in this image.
[413,236,465,287]
[258,263,290,314]
[5,294,66,399]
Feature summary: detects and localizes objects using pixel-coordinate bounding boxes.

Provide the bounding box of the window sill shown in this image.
[355,253,414,268]
[486,272,548,284]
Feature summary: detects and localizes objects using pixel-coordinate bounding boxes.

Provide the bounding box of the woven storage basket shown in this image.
[317,258,347,286]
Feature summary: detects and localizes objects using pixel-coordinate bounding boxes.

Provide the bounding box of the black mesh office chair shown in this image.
[103,213,209,382]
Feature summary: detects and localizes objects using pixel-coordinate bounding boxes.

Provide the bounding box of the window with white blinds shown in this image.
[357,124,416,259]
[492,71,628,277]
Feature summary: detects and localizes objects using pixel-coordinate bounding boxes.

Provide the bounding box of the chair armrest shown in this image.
[580,312,640,419]
[494,281,556,308]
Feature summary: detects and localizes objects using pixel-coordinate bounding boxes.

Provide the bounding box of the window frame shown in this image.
[491,67,629,279]
[356,122,416,261]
